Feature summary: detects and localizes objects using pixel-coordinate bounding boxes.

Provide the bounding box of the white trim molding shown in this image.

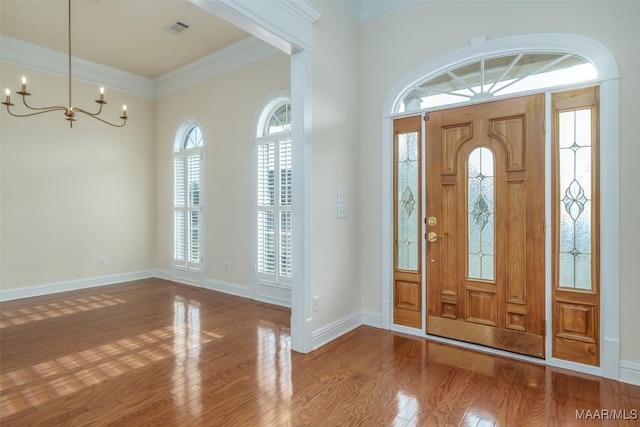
[205,278,253,300]
[0,270,156,302]
[0,35,155,98]
[340,0,422,23]
[1,35,282,99]
[619,361,640,387]
[189,0,320,54]
[381,33,621,380]
[155,37,281,97]
[384,33,620,116]
[312,312,362,350]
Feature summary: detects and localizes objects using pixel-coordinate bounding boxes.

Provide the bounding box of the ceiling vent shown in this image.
[164,21,189,35]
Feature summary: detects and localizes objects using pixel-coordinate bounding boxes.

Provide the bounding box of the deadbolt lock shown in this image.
[428,217,437,226]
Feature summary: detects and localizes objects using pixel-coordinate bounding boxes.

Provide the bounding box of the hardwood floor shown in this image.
[1,279,638,426]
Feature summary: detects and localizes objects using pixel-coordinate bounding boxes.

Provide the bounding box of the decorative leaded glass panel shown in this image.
[468,147,495,280]
[558,110,592,290]
[397,132,419,271]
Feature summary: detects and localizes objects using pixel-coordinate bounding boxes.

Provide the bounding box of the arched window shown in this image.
[174,124,203,270]
[397,52,597,113]
[255,99,292,293]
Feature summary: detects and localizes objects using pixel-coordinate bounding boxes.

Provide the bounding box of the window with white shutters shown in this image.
[256,101,292,283]
[174,125,203,269]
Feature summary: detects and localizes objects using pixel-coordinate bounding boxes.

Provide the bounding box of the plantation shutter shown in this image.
[173,126,202,270]
[174,157,187,265]
[257,142,276,274]
[279,139,292,277]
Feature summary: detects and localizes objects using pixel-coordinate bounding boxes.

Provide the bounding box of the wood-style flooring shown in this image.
[1,278,638,426]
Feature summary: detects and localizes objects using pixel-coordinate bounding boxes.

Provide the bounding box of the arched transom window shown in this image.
[398,52,597,113]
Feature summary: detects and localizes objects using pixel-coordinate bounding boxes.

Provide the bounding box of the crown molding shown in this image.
[0,35,156,98]
[280,0,322,24]
[340,0,421,22]
[1,35,281,99]
[154,36,281,97]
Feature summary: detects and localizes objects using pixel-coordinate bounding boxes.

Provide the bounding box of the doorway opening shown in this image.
[383,34,619,377]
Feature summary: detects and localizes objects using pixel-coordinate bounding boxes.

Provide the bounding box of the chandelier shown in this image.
[1,0,128,128]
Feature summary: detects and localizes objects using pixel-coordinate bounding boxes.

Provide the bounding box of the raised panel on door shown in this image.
[426,95,545,358]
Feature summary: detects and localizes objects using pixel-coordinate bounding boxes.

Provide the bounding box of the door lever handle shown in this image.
[427,232,443,242]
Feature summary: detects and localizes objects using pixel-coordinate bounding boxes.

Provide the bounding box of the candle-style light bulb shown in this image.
[99,87,105,102]
[21,76,27,92]
[4,88,10,104]
[122,104,128,119]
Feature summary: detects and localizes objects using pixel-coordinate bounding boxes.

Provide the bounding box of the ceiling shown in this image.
[0,0,422,80]
[0,0,250,79]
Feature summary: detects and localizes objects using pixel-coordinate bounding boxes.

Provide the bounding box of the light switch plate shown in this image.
[337,203,348,219]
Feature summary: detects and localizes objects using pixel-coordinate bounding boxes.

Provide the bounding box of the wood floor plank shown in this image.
[1,278,639,426]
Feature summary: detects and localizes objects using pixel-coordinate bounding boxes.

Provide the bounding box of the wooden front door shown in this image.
[425,94,546,358]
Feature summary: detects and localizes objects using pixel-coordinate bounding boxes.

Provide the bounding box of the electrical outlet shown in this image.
[312,296,319,312]
[337,188,346,203]
[98,257,106,267]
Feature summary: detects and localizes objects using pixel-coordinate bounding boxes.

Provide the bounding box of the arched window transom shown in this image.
[398,52,597,113]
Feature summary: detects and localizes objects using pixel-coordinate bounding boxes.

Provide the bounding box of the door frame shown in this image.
[191,0,321,354]
[380,34,620,379]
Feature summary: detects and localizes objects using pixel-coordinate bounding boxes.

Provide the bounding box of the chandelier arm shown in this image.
[72,101,105,118]
[2,0,127,128]
[20,95,68,112]
[4,104,68,118]
[74,108,127,127]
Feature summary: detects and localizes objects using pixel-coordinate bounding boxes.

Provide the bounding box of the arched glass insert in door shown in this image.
[467,147,495,281]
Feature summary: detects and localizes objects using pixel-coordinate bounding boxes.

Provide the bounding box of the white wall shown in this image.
[0,62,155,291]
[308,1,362,333]
[358,1,640,364]
[154,54,290,291]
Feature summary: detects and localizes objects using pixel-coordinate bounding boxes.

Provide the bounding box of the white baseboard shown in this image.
[205,278,253,300]
[255,294,291,308]
[361,310,383,328]
[154,269,171,280]
[619,360,640,386]
[312,311,362,350]
[0,270,155,302]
